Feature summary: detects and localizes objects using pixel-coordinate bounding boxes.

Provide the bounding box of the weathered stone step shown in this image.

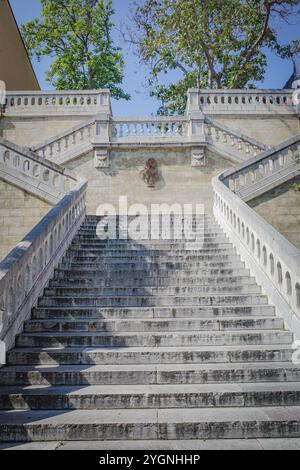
[38,293,269,307]
[69,242,235,252]
[7,344,292,366]
[1,406,300,441]
[71,238,230,246]
[50,275,256,287]
[54,266,250,279]
[1,362,299,386]
[1,382,300,410]
[43,284,262,297]
[15,329,292,348]
[66,251,238,260]
[62,259,243,269]
[5,438,297,450]
[55,266,248,278]
[32,304,275,320]
[24,316,282,333]
[72,237,231,244]
[65,254,240,263]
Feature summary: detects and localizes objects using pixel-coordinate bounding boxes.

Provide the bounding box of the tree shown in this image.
[131,0,300,114]
[22,0,130,100]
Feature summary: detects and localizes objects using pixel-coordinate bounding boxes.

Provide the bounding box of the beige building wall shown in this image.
[0,179,51,261]
[249,176,300,250]
[67,148,234,215]
[0,0,40,90]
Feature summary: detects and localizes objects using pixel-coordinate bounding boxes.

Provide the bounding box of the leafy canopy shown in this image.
[131,0,300,114]
[22,0,130,100]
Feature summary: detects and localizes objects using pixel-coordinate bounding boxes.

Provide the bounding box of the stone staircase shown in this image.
[1,215,300,448]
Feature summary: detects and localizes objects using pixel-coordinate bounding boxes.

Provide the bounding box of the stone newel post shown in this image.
[186,89,206,167]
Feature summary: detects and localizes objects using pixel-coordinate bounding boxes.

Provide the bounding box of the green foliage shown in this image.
[22,0,130,100]
[132,0,299,114]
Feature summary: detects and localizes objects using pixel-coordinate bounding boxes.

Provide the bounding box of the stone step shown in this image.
[54,266,250,278]
[64,254,240,263]
[15,329,292,348]
[68,247,235,255]
[38,294,269,307]
[3,438,298,450]
[1,406,300,441]
[43,284,262,297]
[73,239,230,247]
[24,316,282,333]
[38,294,268,307]
[31,304,276,320]
[59,256,245,275]
[71,238,230,246]
[1,382,300,410]
[1,362,299,386]
[50,275,257,287]
[7,344,292,366]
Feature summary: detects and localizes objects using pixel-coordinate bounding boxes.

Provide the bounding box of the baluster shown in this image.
[222,131,227,143]
[64,136,69,150]
[118,124,123,138]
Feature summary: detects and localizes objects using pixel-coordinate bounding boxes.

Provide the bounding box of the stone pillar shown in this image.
[92,113,111,168]
[186,89,206,166]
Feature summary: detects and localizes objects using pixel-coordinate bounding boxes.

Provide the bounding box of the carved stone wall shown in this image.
[67,147,233,214]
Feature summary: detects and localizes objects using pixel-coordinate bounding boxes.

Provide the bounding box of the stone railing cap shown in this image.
[0,137,78,180]
[213,173,300,274]
[187,88,294,94]
[221,134,300,180]
[0,178,87,282]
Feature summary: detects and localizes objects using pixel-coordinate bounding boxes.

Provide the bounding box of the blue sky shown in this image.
[10,0,300,116]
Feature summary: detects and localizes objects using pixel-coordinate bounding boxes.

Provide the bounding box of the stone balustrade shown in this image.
[4,90,111,116]
[0,138,78,204]
[204,117,267,160]
[32,118,96,163]
[0,178,87,363]
[213,147,300,339]
[112,117,188,140]
[187,88,295,115]
[222,135,300,201]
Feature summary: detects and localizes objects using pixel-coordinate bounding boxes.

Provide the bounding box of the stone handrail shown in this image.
[213,165,300,340]
[187,88,295,115]
[204,117,267,161]
[31,117,96,163]
[222,135,300,201]
[0,178,87,363]
[4,90,111,116]
[0,138,78,204]
[112,116,189,140]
